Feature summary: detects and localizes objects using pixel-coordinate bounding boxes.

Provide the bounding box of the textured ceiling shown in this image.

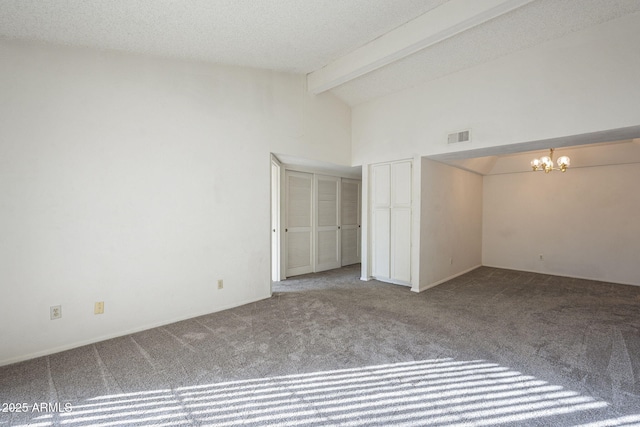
[0,0,638,106]
[0,0,445,73]
[275,154,362,178]
[331,0,640,105]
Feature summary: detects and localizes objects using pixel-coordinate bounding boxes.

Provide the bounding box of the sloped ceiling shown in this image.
[0,0,446,74]
[1,0,639,106]
[2,1,639,175]
[327,0,640,105]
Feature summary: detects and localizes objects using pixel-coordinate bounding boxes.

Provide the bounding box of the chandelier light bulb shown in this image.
[530,148,570,173]
[531,158,541,170]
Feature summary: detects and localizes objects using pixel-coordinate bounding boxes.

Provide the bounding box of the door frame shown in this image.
[270,154,283,284]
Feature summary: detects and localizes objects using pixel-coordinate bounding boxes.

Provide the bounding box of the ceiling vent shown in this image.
[448,130,471,144]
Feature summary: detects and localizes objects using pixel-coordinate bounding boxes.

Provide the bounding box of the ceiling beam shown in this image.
[307,0,534,95]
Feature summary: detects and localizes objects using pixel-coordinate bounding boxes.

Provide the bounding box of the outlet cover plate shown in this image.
[50,305,62,320]
[94,301,104,315]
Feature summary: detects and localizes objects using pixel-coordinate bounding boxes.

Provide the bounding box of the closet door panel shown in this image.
[287,232,313,271]
[391,161,412,208]
[285,171,313,277]
[315,175,340,272]
[372,164,390,208]
[341,228,359,266]
[391,208,411,284]
[372,208,390,279]
[341,179,361,266]
[317,230,339,266]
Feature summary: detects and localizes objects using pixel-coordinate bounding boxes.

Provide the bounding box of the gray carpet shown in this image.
[1,266,639,426]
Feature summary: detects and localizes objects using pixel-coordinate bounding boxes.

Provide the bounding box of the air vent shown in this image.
[448,130,471,144]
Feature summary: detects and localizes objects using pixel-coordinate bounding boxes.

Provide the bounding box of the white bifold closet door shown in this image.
[315,175,341,272]
[389,161,412,283]
[285,171,314,277]
[372,164,391,279]
[341,178,361,266]
[371,160,412,285]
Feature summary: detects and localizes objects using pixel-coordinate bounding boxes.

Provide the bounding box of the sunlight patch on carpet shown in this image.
[15,358,623,426]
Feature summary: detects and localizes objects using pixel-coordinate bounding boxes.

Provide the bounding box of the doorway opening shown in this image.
[271,153,362,282]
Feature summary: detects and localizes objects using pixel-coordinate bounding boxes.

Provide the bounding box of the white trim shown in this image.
[279,163,286,281]
[411,154,421,290]
[360,165,370,283]
[0,295,271,367]
[481,264,640,288]
[270,154,282,286]
[283,164,360,180]
[307,0,533,94]
[412,264,482,293]
[373,276,412,287]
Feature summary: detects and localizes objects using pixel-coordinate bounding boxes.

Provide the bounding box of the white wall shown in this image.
[0,40,351,365]
[420,159,483,291]
[352,12,640,165]
[483,163,640,286]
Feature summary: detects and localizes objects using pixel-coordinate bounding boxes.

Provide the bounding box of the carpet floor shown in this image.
[1,266,639,426]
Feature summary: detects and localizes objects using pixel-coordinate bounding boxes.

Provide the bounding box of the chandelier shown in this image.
[530,148,570,173]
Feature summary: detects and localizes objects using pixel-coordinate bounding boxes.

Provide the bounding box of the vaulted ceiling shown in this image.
[1,0,639,106]
[2,1,639,173]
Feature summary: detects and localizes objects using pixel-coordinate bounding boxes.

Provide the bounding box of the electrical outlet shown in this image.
[94,301,104,315]
[217,279,223,290]
[50,305,62,320]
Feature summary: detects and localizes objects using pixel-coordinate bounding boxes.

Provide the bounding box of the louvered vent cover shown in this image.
[448,130,471,144]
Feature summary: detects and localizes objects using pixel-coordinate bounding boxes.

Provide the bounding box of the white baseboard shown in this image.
[0,294,271,367]
[481,263,639,287]
[371,276,411,287]
[413,264,482,293]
